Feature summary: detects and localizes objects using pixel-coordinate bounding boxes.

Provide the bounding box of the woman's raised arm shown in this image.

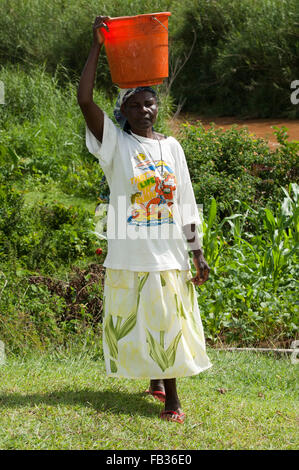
[77,16,110,143]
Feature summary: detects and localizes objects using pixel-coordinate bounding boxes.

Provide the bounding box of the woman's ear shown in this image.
[120,103,127,118]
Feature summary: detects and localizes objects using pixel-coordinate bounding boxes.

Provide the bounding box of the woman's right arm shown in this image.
[77,16,110,143]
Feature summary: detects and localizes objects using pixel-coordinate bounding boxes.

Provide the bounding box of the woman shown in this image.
[77,16,212,424]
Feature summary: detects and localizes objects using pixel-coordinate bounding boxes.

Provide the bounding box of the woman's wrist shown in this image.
[91,40,102,52]
[192,248,204,257]
[182,224,202,252]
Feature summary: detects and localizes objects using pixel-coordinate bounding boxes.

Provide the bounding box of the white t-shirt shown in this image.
[86,113,200,271]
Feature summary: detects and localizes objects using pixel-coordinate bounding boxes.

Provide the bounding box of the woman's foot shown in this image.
[160,409,185,423]
[145,379,166,402]
[161,378,185,423]
[162,396,185,423]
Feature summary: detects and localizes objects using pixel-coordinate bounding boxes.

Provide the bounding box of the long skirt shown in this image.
[103,268,212,379]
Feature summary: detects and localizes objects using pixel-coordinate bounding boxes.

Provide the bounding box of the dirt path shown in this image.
[169,114,299,148]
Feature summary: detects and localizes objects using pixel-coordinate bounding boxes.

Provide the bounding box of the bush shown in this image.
[0,184,24,236]
[170,0,299,117]
[0,0,298,351]
[0,279,66,353]
[1,190,297,352]
[1,0,297,116]
[0,183,98,272]
[179,121,299,219]
[0,264,104,354]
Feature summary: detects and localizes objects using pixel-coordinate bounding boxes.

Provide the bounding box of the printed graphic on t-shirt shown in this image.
[127,152,177,227]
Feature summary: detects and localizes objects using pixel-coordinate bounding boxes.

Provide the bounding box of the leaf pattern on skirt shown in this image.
[103,269,212,378]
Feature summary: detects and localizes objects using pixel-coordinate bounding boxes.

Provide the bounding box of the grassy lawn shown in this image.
[0,347,298,450]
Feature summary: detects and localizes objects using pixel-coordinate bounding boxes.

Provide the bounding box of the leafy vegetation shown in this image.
[0,0,298,353]
[180,122,299,219]
[171,0,299,117]
[0,265,104,354]
[0,0,298,116]
[197,184,298,346]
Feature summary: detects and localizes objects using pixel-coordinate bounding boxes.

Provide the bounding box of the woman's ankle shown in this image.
[163,378,182,412]
[149,379,165,392]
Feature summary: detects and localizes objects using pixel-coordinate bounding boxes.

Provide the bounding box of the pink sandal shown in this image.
[160,410,186,424]
[145,389,166,403]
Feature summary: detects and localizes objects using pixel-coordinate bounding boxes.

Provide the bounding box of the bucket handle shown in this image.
[152,16,168,32]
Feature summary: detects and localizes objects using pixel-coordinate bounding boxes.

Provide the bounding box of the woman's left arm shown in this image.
[182,223,210,286]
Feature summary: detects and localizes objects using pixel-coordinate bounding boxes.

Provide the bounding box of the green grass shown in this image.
[0,348,298,450]
[21,180,97,214]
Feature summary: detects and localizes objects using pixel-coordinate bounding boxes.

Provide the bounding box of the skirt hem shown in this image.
[105,362,213,380]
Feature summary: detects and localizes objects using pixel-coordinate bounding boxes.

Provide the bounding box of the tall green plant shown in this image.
[261,183,298,290]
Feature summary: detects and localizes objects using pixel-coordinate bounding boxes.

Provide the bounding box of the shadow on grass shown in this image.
[0,389,161,418]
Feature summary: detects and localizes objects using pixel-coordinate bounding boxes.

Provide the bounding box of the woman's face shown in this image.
[121,91,158,132]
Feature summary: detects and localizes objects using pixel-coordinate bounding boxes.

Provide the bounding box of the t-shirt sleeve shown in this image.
[85,112,120,176]
[171,138,201,227]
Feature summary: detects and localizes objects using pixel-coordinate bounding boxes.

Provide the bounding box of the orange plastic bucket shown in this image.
[101,12,171,88]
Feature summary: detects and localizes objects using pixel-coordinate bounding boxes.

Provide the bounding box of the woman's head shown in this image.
[114,86,158,133]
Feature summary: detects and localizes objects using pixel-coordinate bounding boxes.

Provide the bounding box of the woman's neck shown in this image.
[130,129,166,141]
[130,126,155,139]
